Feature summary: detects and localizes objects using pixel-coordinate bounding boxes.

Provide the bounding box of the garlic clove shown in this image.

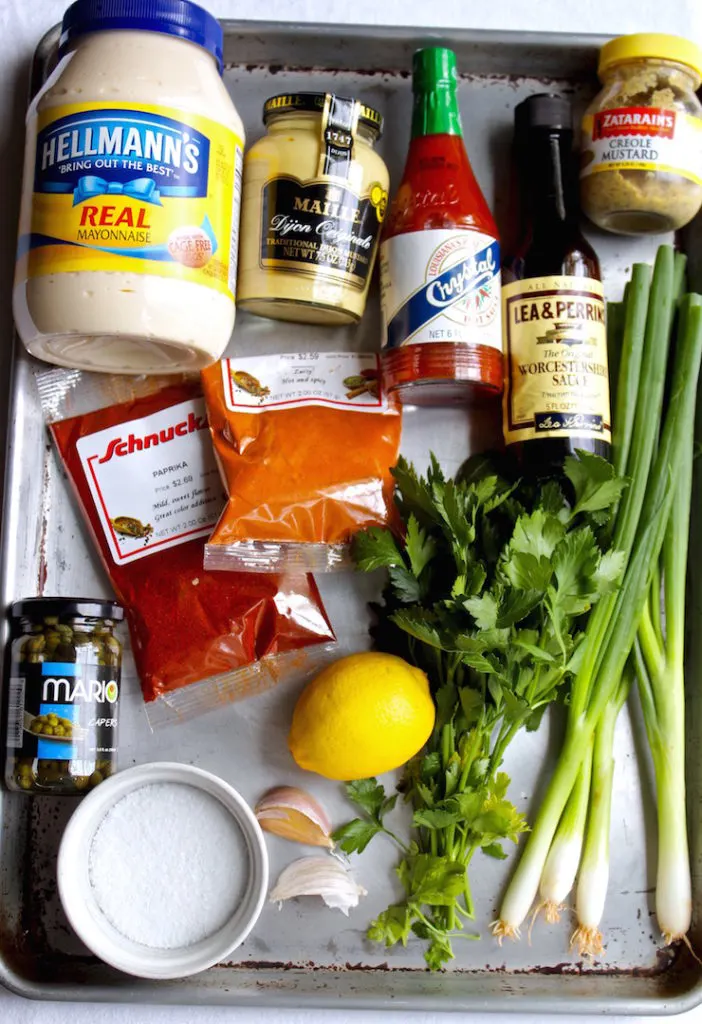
[269,856,367,916]
[255,786,333,848]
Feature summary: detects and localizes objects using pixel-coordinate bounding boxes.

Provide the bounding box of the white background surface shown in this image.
[2,0,702,1022]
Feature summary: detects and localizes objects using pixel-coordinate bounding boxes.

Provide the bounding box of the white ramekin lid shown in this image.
[57,761,268,980]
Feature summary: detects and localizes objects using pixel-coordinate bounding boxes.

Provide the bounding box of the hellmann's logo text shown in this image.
[593,107,676,140]
[40,119,201,174]
[98,410,208,464]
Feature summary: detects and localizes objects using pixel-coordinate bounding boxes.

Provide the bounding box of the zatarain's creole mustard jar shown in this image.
[14,0,245,374]
[580,33,702,234]
[237,93,389,324]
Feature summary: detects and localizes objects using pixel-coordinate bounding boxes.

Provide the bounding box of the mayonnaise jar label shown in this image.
[19,102,244,297]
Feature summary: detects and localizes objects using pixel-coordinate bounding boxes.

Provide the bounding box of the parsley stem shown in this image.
[414,908,447,939]
[382,826,410,855]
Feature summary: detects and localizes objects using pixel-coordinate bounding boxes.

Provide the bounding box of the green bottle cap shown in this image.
[411,47,462,137]
[412,47,458,92]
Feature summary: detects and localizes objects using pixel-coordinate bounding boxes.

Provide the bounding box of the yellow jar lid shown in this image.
[599,33,702,80]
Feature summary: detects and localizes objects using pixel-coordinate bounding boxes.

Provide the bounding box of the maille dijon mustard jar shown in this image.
[580,33,702,234]
[237,92,389,324]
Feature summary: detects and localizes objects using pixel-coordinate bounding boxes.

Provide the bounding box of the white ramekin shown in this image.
[57,761,268,979]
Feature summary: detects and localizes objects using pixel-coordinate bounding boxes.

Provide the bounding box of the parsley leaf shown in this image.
[332,817,383,854]
[398,853,467,906]
[352,527,403,571]
[464,593,498,630]
[333,779,402,856]
[345,778,391,819]
[388,565,423,603]
[367,905,413,947]
[405,514,437,578]
[565,450,627,517]
[390,608,444,649]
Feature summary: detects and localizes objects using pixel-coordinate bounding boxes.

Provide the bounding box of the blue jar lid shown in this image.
[59,0,224,74]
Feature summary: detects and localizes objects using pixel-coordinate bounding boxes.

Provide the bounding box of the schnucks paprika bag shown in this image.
[201,352,402,573]
[37,369,336,726]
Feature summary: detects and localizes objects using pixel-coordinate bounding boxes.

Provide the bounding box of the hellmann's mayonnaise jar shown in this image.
[14,0,245,374]
[238,93,389,325]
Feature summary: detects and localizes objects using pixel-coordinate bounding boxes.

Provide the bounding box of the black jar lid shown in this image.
[11,597,124,621]
[263,92,383,138]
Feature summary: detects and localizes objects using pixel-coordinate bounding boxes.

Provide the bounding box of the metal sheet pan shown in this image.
[1,19,701,1014]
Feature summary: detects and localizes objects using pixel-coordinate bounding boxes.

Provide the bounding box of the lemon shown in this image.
[289,652,435,781]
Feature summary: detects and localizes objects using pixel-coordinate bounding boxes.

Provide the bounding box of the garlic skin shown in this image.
[255,786,333,849]
[269,856,367,915]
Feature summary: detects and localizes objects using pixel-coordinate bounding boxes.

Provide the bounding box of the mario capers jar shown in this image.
[14,0,244,374]
[237,93,389,324]
[580,33,702,234]
[4,598,123,796]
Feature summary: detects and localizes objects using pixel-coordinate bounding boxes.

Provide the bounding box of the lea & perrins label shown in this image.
[502,276,611,445]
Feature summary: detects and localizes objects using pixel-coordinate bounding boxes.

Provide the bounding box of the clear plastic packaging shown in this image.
[200,353,402,573]
[36,367,336,725]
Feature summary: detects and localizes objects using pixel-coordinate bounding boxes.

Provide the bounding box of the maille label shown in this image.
[502,276,611,445]
[259,175,387,289]
[318,94,359,178]
[593,107,676,140]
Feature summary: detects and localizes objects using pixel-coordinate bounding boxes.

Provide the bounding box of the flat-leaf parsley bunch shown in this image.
[333,452,625,970]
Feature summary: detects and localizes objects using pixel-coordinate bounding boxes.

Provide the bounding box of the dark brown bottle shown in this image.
[502,94,611,473]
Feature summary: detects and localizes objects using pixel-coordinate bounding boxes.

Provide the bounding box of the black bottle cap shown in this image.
[515,93,573,133]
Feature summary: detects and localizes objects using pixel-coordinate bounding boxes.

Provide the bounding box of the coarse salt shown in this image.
[88,782,247,949]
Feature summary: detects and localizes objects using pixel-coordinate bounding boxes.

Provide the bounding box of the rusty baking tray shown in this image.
[1,18,702,1014]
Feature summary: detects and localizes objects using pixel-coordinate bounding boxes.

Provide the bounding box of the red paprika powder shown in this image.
[201,352,402,574]
[40,372,335,722]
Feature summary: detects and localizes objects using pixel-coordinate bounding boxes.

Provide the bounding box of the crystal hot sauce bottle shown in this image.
[379,47,502,405]
[502,95,611,472]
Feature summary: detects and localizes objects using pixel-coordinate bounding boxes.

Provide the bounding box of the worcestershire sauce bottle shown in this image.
[502,95,611,472]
